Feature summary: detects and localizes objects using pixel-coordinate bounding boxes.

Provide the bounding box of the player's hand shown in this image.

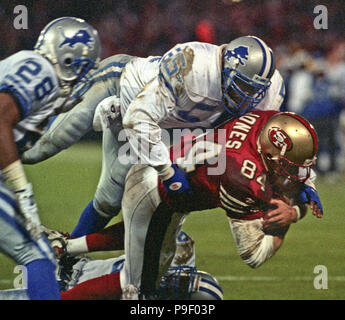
[299,184,323,218]
[262,199,297,231]
[93,96,121,131]
[161,164,193,212]
[15,183,42,240]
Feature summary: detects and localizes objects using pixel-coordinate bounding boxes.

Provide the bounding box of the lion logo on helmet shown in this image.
[224,46,249,66]
[58,28,94,49]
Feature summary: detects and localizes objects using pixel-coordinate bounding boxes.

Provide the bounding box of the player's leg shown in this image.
[120,165,185,296]
[71,126,132,237]
[70,55,134,237]
[0,289,29,300]
[61,272,122,300]
[45,221,125,258]
[0,184,59,300]
[69,109,121,237]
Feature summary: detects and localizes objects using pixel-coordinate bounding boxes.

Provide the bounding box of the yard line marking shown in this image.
[1,276,344,289]
[216,275,345,281]
[0,280,12,285]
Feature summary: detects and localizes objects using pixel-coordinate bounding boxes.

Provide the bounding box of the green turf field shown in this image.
[0,142,344,300]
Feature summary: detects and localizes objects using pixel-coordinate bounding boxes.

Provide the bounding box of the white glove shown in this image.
[15,183,42,240]
[93,96,121,132]
[121,284,139,300]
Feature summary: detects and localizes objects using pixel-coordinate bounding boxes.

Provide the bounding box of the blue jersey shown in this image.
[0,50,60,153]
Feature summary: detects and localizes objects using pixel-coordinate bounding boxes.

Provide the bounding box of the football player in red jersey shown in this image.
[121,109,321,298]
[47,110,322,299]
[159,110,321,219]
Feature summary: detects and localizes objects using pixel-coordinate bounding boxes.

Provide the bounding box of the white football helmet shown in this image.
[222,36,275,116]
[35,17,101,96]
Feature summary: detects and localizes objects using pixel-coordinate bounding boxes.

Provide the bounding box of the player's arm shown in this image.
[226,195,293,269]
[0,93,41,238]
[223,190,292,269]
[299,173,323,218]
[235,178,313,268]
[21,96,91,164]
[263,171,320,231]
[0,93,21,169]
[70,222,125,256]
[221,157,294,268]
[122,78,192,197]
[229,216,287,269]
[262,197,308,231]
[122,78,172,168]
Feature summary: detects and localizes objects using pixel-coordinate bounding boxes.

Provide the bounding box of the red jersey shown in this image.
[158,110,280,220]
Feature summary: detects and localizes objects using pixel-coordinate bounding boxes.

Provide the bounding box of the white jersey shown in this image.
[0,50,60,153]
[120,42,284,168]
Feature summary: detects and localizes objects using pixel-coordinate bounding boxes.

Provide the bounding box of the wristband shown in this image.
[292,205,301,222]
[2,160,28,191]
[158,165,175,181]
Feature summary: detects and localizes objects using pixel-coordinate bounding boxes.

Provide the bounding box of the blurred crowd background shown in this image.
[0,0,344,179]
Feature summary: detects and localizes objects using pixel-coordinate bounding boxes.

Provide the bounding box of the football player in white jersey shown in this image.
[22,36,304,240]
[0,17,100,299]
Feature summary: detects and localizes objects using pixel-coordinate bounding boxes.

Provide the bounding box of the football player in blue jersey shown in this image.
[0,17,101,300]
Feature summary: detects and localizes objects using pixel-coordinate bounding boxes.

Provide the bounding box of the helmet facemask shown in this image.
[265,152,316,188]
[56,56,97,96]
[156,266,196,300]
[70,56,96,81]
[156,266,223,300]
[221,67,270,116]
[221,36,275,117]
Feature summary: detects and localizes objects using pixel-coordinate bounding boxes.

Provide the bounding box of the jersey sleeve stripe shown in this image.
[158,71,178,104]
[220,184,248,207]
[220,198,247,213]
[5,75,32,101]
[72,62,126,99]
[219,191,245,210]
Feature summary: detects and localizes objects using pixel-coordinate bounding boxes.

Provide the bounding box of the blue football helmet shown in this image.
[221,35,275,116]
[157,266,223,300]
